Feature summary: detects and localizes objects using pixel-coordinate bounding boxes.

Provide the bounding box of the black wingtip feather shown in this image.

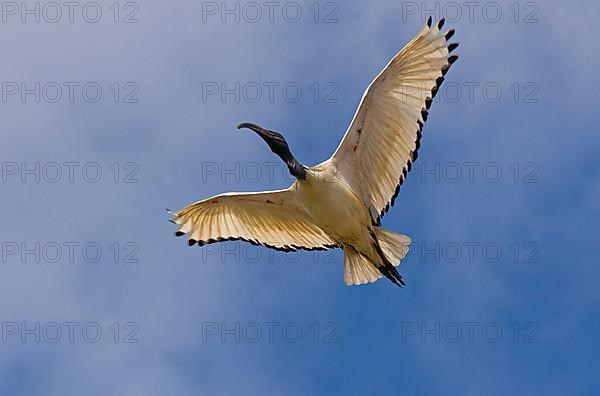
[449,55,459,64]
[175,231,185,237]
[445,29,455,40]
[437,18,445,29]
[448,43,459,53]
[188,239,197,246]
[427,16,432,27]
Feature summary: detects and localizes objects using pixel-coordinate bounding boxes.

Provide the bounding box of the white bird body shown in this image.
[169,18,458,287]
[293,163,368,246]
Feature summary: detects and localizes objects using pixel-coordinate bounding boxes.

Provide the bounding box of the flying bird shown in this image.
[168,18,458,287]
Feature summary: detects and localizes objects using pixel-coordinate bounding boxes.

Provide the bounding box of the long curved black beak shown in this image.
[237,122,284,149]
[237,122,268,136]
[235,122,307,180]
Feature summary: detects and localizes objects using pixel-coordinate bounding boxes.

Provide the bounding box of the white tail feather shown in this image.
[343,248,382,286]
[374,228,411,266]
[343,229,411,286]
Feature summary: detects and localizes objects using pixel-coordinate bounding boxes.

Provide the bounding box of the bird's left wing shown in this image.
[330,18,458,224]
[169,188,337,251]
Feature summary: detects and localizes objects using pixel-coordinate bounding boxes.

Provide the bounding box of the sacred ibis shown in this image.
[168,18,458,287]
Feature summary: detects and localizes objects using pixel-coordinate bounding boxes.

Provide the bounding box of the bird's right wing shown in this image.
[329,18,458,224]
[169,188,337,251]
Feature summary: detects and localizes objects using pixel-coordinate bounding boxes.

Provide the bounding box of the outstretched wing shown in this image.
[169,188,337,252]
[330,18,458,224]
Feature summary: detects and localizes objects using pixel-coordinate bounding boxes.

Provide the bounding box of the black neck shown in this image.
[237,122,306,180]
[286,157,307,180]
[275,146,306,180]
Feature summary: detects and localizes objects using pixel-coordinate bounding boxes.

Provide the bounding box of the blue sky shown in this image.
[1,0,599,394]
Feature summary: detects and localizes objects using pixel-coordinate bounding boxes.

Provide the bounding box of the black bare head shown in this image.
[237,122,306,179]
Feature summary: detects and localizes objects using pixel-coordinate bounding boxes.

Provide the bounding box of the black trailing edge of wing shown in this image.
[176,234,338,253]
